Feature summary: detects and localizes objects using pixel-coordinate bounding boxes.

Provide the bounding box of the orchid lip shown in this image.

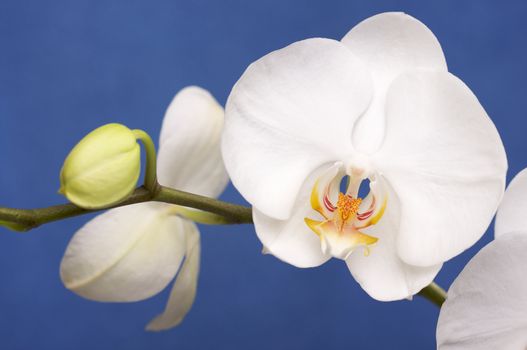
[304,163,387,260]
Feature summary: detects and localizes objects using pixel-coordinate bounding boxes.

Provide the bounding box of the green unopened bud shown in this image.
[59,123,141,209]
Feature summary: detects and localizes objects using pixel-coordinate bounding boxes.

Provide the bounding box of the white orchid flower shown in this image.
[221,12,507,301]
[437,169,527,349]
[60,86,228,331]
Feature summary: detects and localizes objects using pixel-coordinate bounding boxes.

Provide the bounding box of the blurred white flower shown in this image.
[222,12,507,300]
[437,169,527,349]
[495,168,527,238]
[60,86,228,331]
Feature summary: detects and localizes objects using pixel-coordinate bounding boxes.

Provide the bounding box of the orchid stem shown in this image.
[417,282,447,307]
[0,185,252,232]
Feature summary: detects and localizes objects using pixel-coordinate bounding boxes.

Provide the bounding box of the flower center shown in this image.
[336,193,362,230]
[304,164,387,260]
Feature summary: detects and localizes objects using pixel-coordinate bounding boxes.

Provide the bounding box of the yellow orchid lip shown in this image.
[304,166,387,260]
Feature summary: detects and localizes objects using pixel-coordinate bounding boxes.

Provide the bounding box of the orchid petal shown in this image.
[346,175,441,301]
[436,233,527,349]
[495,168,527,238]
[60,203,186,302]
[342,12,446,78]
[251,164,342,267]
[222,38,373,219]
[158,86,229,198]
[147,220,200,331]
[342,12,447,153]
[375,70,507,267]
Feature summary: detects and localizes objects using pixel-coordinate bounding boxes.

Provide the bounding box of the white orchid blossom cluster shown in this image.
[31,11,523,347]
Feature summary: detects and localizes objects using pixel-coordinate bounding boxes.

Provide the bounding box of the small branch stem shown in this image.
[132,129,158,192]
[155,186,252,223]
[169,206,233,225]
[417,282,447,307]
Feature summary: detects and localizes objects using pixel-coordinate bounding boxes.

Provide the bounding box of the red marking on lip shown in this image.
[357,196,376,221]
[323,194,335,212]
[357,210,373,220]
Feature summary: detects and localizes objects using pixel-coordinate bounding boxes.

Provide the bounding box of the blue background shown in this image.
[0,1,525,349]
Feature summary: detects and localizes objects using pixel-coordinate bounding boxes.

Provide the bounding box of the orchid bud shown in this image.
[59,123,141,209]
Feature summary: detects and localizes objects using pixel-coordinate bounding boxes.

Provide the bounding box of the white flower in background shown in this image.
[60,86,228,331]
[437,169,527,349]
[222,12,507,300]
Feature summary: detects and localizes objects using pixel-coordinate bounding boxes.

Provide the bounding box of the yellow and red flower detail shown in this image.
[304,168,387,260]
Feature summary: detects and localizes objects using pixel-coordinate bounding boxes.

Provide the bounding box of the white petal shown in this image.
[342,12,447,153]
[157,86,229,198]
[252,163,340,268]
[437,233,527,349]
[60,203,186,302]
[374,70,507,266]
[495,168,527,238]
[146,220,200,331]
[346,175,441,301]
[222,38,373,219]
[342,12,446,79]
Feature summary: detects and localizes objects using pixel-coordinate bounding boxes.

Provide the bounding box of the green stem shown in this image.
[169,206,233,225]
[132,129,158,192]
[417,282,447,307]
[0,185,252,232]
[155,186,252,223]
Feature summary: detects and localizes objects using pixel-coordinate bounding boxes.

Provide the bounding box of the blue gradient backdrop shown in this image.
[0,1,525,349]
